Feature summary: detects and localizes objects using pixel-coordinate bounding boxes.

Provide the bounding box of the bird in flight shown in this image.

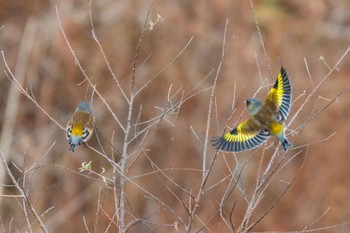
[212,67,292,152]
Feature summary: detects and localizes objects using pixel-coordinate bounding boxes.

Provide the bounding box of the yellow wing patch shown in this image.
[212,67,292,152]
[269,71,284,107]
[212,120,270,152]
[265,67,292,121]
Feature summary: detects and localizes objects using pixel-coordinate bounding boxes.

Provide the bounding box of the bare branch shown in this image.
[0,150,48,233]
[56,6,126,133]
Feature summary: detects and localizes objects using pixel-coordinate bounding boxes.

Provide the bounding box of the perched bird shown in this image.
[212,67,292,152]
[66,101,94,152]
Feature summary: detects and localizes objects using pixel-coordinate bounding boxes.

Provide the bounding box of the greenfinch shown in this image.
[66,102,94,152]
[212,67,292,152]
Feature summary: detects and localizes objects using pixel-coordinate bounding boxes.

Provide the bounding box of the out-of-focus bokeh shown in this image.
[1,0,350,232]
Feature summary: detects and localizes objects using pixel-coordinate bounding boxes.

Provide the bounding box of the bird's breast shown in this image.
[72,123,84,137]
[253,109,283,135]
[268,121,284,135]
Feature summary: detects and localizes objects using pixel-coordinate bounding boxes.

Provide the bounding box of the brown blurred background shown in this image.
[1,0,350,232]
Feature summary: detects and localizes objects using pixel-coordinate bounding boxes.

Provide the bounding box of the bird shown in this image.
[66,101,94,152]
[212,67,292,152]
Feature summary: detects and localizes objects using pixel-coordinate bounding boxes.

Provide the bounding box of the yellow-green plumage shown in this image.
[72,123,84,136]
[212,67,292,152]
[68,111,93,137]
[269,122,283,135]
[66,102,94,152]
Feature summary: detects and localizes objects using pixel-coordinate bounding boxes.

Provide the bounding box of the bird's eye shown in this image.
[246,101,252,108]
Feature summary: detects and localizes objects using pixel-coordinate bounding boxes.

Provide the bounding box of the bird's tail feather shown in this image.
[281,138,291,151]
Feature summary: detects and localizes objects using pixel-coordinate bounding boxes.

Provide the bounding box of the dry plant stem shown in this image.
[0,151,48,233]
[297,221,350,233]
[241,151,307,232]
[49,165,113,185]
[1,52,65,131]
[209,154,245,194]
[87,145,121,171]
[131,100,183,176]
[130,83,212,145]
[48,178,102,232]
[240,148,299,232]
[0,18,37,210]
[120,180,185,228]
[93,125,110,157]
[297,79,350,135]
[142,151,191,217]
[249,0,272,78]
[301,207,331,232]
[254,53,263,86]
[0,18,36,154]
[243,153,294,231]
[0,194,23,198]
[55,8,125,229]
[55,7,125,133]
[202,19,229,177]
[304,58,315,89]
[241,149,304,228]
[240,137,303,228]
[88,0,129,103]
[21,173,32,233]
[118,2,154,231]
[124,79,191,227]
[254,220,350,233]
[83,216,90,233]
[100,208,118,232]
[260,150,303,195]
[126,75,213,175]
[58,5,199,230]
[94,121,122,155]
[219,165,246,231]
[288,47,350,129]
[241,143,311,232]
[129,168,202,181]
[186,19,230,232]
[241,150,282,227]
[135,37,194,97]
[195,210,218,233]
[120,88,197,228]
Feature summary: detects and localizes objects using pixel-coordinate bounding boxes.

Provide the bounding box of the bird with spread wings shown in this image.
[212,67,292,152]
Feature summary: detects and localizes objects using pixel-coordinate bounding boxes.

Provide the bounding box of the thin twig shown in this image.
[245,150,308,232]
[118,1,154,231]
[135,37,194,97]
[88,0,129,103]
[1,52,65,130]
[186,18,230,232]
[56,6,125,132]
[288,47,350,128]
[0,150,48,233]
[249,0,272,79]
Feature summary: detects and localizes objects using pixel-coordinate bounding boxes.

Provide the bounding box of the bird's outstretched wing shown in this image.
[264,67,292,121]
[212,119,270,152]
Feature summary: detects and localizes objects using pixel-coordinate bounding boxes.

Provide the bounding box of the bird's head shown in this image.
[76,101,92,114]
[246,98,262,115]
